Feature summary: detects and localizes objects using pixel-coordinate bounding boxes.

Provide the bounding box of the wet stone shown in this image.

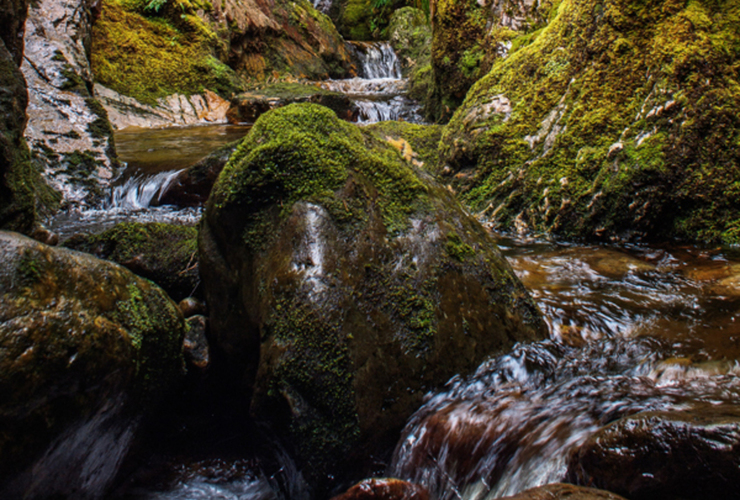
[184,315,210,374]
[331,478,429,500]
[568,405,740,500]
[499,483,627,500]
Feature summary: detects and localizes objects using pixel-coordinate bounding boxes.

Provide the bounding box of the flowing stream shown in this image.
[41,42,740,500]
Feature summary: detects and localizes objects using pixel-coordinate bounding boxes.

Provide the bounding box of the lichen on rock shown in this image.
[200,103,547,493]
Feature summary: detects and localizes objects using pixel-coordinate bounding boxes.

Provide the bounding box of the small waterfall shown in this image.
[318,42,423,124]
[312,0,332,14]
[347,41,402,80]
[107,170,181,210]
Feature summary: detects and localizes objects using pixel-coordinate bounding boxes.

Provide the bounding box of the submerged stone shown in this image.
[0,231,185,499]
[200,103,547,492]
[568,405,740,500]
[441,0,740,244]
[500,483,627,500]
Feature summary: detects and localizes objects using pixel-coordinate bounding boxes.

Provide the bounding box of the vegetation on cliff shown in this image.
[440,0,740,244]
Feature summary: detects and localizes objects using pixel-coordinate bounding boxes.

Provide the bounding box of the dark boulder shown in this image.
[63,222,200,302]
[158,140,240,208]
[200,103,547,492]
[0,231,185,499]
[568,405,740,500]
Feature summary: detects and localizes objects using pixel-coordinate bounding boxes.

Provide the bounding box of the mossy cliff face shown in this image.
[441,0,740,245]
[0,231,185,499]
[0,0,54,234]
[91,0,351,104]
[429,0,549,122]
[63,222,200,302]
[199,103,547,492]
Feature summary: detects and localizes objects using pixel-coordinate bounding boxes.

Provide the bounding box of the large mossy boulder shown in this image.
[199,103,547,491]
[63,222,200,302]
[440,0,740,244]
[0,231,185,498]
[568,406,740,500]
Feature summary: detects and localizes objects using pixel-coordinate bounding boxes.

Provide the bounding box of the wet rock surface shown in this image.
[568,405,740,500]
[22,0,120,208]
[227,83,358,124]
[0,230,185,499]
[63,222,200,302]
[500,483,627,500]
[200,103,547,492]
[331,478,429,500]
[184,315,210,374]
[158,140,241,208]
[0,0,50,234]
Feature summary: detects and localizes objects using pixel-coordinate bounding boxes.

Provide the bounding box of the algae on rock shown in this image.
[200,103,547,493]
[441,0,740,245]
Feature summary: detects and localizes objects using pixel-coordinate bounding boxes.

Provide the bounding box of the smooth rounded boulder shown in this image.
[0,231,185,499]
[568,405,740,499]
[199,103,547,491]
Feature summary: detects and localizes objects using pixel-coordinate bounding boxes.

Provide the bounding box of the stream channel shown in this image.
[46,43,740,499]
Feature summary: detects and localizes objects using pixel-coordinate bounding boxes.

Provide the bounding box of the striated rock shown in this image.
[63,222,200,302]
[158,140,240,208]
[0,230,185,499]
[22,0,120,209]
[440,0,740,245]
[0,0,56,234]
[568,405,740,500]
[200,103,547,493]
[499,483,627,500]
[226,83,358,124]
[97,84,231,130]
[332,478,429,500]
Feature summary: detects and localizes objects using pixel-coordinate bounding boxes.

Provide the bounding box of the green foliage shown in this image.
[144,0,167,12]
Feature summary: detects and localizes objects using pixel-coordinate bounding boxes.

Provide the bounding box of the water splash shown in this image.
[390,339,740,500]
[347,41,402,80]
[107,170,181,210]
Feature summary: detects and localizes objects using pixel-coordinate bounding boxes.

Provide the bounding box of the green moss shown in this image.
[91,0,240,104]
[63,222,199,301]
[364,120,443,170]
[445,231,475,261]
[212,104,429,250]
[441,0,740,244]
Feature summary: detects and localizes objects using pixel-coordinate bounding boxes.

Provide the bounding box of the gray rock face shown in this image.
[21,0,119,208]
[0,230,185,499]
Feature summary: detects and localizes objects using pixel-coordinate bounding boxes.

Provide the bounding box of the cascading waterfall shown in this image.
[107,170,180,210]
[320,41,423,124]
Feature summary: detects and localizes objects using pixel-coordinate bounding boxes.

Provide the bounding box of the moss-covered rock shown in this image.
[199,103,547,493]
[226,82,359,124]
[429,0,548,122]
[0,230,185,498]
[91,0,352,104]
[63,222,200,302]
[440,0,740,245]
[364,120,443,170]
